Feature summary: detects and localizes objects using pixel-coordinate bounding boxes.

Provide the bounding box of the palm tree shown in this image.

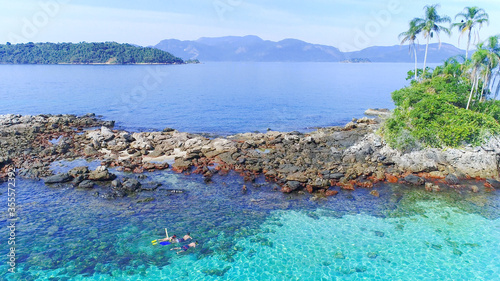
[437,56,465,78]
[483,36,500,100]
[452,7,489,60]
[466,37,500,109]
[399,19,421,80]
[467,49,487,110]
[413,4,451,78]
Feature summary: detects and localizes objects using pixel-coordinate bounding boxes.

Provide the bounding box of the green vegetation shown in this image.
[382,73,500,150]
[385,4,499,151]
[0,42,184,64]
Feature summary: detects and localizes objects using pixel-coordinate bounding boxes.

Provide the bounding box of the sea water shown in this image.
[0,62,418,134]
[0,160,498,280]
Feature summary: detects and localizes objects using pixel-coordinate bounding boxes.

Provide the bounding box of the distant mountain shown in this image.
[153,35,465,63]
[345,43,466,63]
[154,35,344,62]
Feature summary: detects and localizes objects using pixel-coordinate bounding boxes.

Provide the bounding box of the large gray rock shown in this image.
[444,147,499,178]
[286,181,301,191]
[68,166,90,178]
[88,167,116,181]
[100,126,114,141]
[404,175,425,186]
[45,173,72,184]
[172,158,192,171]
[286,172,308,183]
[396,150,439,173]
[78,180,95,189]
[445,174,459,185]
[322,172,344,180]
[217,152,237,165]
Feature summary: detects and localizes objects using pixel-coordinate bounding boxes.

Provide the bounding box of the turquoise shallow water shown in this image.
[1,160,499,280]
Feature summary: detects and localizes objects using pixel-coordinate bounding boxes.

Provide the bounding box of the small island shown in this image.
[339,58,371,63]
[0,42,184,64]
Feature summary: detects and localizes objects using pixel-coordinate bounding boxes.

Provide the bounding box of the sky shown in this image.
[0,0,498,51]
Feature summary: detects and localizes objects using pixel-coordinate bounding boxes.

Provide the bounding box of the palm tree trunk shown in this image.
[414,44,418,80]
[475,74,481,104]
[423,36,430,78]
[466,30,471,60]
[480,72,488,102]
[479,75,487,102]
[467,72,478,110]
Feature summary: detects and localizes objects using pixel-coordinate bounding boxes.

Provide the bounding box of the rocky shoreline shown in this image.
[1,113,499,198]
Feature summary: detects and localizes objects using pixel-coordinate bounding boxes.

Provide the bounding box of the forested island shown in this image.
[0,42,184,64]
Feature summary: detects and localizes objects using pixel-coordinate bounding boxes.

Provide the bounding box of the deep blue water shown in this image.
[0,63,415,134]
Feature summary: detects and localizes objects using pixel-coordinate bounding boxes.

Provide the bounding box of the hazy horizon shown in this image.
[0,0,498,51]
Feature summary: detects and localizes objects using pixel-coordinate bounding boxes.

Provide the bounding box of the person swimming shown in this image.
[158,234,177,243]
[177,233,192,243]
[171,241,198,254]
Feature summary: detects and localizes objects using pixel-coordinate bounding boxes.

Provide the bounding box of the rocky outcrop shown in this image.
[2,114,499,197]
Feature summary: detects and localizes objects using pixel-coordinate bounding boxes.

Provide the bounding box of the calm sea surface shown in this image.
[0,63,498,280]
[0,62,415,134]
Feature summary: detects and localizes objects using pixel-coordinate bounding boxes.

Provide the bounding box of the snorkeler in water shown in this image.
[171,241,198,254]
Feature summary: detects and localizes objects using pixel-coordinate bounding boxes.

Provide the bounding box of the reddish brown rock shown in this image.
[386,173,398,183]
[339,183,355,191]
[354,179,374,188]
[325,190,338,196]
[133,167,144,173]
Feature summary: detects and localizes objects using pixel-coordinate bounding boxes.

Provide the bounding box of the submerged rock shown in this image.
[111,179,122,188]
[122,178,141,193]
